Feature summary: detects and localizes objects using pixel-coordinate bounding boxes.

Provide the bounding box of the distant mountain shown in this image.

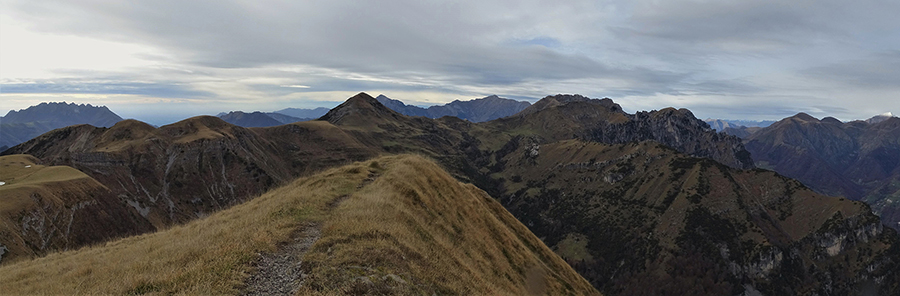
[217,111,285,127]
[375,94,531,122]
[745,112,900,230]
[216,111,308,127]
[264,112,306,124]
[272,107,331,119]
[704,118,775,130]
[0,102,123,148]
[867,112,895,124]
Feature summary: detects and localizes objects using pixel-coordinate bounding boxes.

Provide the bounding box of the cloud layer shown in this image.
[1,0,898,123]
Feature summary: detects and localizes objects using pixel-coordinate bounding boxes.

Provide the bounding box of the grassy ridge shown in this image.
[299,156,598,295]
[0,155,598,295]
[0,156,365,294]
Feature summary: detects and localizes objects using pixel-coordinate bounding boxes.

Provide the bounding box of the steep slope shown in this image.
[3,116,377,229]
[0,154,152,265]
[0,102,123,148]
[745,113,900,230]
[486,139,900,295]
[0,155,600,295]
[375,94,531,122]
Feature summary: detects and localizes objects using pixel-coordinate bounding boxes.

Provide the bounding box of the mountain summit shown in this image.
[867,111,896,124]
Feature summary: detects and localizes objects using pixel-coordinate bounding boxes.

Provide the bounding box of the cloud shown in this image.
[802,51,900,89]
[1,0,898,122]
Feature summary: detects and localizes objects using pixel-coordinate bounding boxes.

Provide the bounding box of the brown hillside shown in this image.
[3,117,378,229]
[745,114,900,230]
[0,154,152,265]
[0,155,599,295]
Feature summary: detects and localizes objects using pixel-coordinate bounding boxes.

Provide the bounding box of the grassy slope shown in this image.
[0,155,598,295]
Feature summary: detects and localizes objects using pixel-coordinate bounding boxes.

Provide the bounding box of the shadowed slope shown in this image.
[0,155,599,295]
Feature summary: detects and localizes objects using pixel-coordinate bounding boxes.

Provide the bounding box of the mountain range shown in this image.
[272,107,331,119]
[2,93,898,295]
[0,102,123,150]
[375,94,531,122]
[216,111,307,127]
[704,119,775,131]
[744,112,900,231]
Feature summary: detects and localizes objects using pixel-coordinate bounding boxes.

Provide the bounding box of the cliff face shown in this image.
[745,114,900,230]
[490,95,754,169]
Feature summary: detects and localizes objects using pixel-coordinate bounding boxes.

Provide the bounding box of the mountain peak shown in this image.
[790,112,818,122]
[517,94,621,117]
[320,92,405,125]
[866,112,895,124]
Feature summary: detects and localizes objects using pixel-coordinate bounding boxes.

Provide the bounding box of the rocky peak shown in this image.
[320,92,407,125]
[517,94,622,117]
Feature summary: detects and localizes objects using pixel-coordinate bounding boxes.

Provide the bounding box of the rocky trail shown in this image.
[241,172,379,295]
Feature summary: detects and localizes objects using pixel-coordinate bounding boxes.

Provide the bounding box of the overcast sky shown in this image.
[1,0,898,125]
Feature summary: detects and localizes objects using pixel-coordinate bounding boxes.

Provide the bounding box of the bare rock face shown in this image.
[584,107,754,169]
[495,94,754,169]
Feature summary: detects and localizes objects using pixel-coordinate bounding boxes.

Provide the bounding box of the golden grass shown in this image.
[298,155,598,295]
[0,155,599,295]
[0,158,369,295]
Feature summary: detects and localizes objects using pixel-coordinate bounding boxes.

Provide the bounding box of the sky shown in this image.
[1,0,898,125]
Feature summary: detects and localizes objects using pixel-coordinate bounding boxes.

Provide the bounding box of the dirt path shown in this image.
[241,172,378,295]
[242,223,321,296]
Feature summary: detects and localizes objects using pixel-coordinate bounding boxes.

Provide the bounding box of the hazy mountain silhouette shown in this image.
[1,102,123,148]
[375,94,531,122]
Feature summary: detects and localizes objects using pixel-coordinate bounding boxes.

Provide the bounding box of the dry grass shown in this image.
[298,155,598,295]
[0,158,369,295]
[0,155,598,295]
